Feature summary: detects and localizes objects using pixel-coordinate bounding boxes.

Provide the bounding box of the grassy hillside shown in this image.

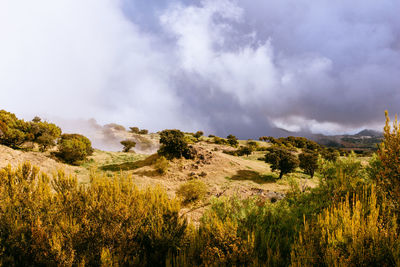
[0,139,319,222]
[4,110,398,266]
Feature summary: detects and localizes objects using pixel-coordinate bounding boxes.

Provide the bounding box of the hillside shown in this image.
[0,144,89,181]
[0,140,318,222]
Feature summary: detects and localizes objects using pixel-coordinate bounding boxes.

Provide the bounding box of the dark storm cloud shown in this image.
[1,0,399,139]
[234,0,400,128]
[158,0,400,134]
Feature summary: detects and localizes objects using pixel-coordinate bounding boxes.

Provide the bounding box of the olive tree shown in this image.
[299,151,318,178]
[158,129,193,159]
[120,139,136,152]
[264,146,299,179]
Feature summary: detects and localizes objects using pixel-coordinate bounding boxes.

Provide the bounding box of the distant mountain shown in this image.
[308,129,382,150]
[354,129,382,137]
[270,128,383,151]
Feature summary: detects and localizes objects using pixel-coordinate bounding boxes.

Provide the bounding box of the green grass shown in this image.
[240,151,265,161]
[82,150,149,170]
[229,170,278,184]
[100,154,158,172]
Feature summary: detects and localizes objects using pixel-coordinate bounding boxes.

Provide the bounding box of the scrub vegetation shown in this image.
[0,109,399,266]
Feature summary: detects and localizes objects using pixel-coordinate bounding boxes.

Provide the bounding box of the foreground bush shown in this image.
[291,186,400,266]
[377,111,400,208]
[57,134,93,164]
[154,156,169,174]
[178,196,299,266]
[0,163,187,266]
[176,179,207,204]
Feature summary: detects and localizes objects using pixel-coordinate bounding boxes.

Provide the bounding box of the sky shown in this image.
[1,0,400,140]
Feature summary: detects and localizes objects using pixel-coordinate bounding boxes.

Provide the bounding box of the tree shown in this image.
[130,127,140,134]
[30,121,62,151]
[158,129,193,159]
[36,133,57,152]
[321,149,340,162]
[214,136,228,145]
[227,134,239,147]
[57,134,93,164]
[193,131,204,139]
[238,146,252,157]
[264,147,299,179]
[120,139,136,152]
[0,110,29,148]
[139,129,148,135]
[377,111,400,207]
[299,151,318,177]
[0,110,61,150]
[32,116,42,123]
[305,140,320,151]
[247,140,258,151]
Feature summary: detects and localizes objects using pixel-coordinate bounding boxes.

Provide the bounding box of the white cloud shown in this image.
[0,0,198,132]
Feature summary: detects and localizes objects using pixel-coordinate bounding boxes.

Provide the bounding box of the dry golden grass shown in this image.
[0,144,89,181]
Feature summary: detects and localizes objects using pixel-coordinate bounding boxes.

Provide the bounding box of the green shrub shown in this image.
[291,186,400,266]
[299,151,318,177]
[120,139,136,152]
[321,149,340,162]
[213,136,228,145]
[377,111,400,208]
[158,129,193,159]
[30,121,62,151]
[366,153,382,181]
[195,214,254,266]
[318,156,337,179]
[184,134,198,144]
[227,134,239,147]
[106,123,126,131]
[154,156,169,174]
[129,126,140,133]
[139,129,148,135]
[57,134,93,164]
[0,162,187,266]
[238,146,252,156]
[193,131,203,139]
[184,196,298,267]
[264,146,299,179]
[0,110,61,151]
[0,110,30,148]
[176,179,207,204]
[247,140,258,150]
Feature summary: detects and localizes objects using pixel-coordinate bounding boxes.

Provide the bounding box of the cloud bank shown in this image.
[1,0,400,141]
